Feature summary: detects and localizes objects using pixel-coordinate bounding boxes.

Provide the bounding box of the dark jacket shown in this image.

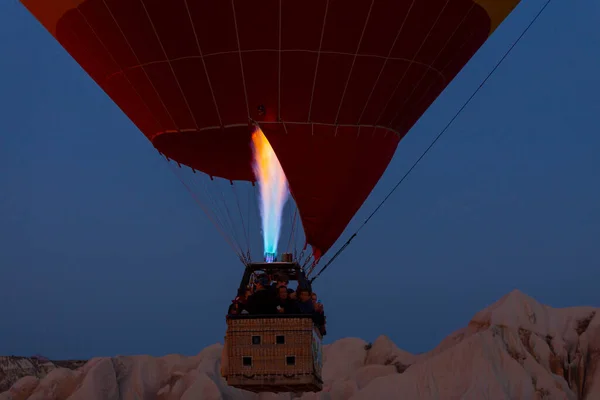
[245,289,277,315]
[276,298,301,314]
[297,300,314,314]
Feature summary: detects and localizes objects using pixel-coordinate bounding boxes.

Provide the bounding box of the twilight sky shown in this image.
[1,0,599,359]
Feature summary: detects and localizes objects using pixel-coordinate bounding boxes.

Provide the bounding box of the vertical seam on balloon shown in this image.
[70,3,165,134]
[333,0,375,128]
[230,0,251,120]
[356,0,416,127]
[373,0,451,128]
[183,0,223,128]
[389,3,475,128]
[101,0,180,130]
[307,0,330,123]
[278,0,282,122]
[139,0,200,132]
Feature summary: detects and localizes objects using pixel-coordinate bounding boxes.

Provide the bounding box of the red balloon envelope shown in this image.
[21,0,520,260]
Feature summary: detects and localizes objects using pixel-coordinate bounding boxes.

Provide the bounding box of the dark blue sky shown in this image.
[1,0,598,360]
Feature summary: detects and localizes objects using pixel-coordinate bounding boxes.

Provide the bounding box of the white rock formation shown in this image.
[1,290,598,399]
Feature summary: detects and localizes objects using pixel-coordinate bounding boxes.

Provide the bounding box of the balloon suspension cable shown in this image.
[310,0,553,283]
[165,159,247,264]
[163,155,264,265]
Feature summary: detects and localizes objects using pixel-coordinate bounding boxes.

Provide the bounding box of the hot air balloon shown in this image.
[20,0,520,393]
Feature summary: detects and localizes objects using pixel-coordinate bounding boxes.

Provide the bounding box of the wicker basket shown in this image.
[223,315,323,393]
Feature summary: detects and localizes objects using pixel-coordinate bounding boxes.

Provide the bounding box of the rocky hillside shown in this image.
[1,289,598,399]
[0,357,85,394]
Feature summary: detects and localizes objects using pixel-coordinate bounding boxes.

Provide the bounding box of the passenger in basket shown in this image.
[245,275,278,315]
[227,305,237,316]
[311,293,324,313]
[296,288,315,314]
[311,292,327,335]
[276,286,300,314]
[271,274,294,295]
[227,287,252,315]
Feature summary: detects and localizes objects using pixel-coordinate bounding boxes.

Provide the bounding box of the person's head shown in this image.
[278,286,288,300]
[276,274,289,288]
[311,293,318,303]
[298,288,311,302]
[255,275,270,290]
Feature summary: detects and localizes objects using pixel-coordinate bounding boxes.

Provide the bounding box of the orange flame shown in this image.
[251,127,289,259]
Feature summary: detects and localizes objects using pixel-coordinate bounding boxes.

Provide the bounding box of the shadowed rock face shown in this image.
[1,290,599,400]
[0,357,85,393]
